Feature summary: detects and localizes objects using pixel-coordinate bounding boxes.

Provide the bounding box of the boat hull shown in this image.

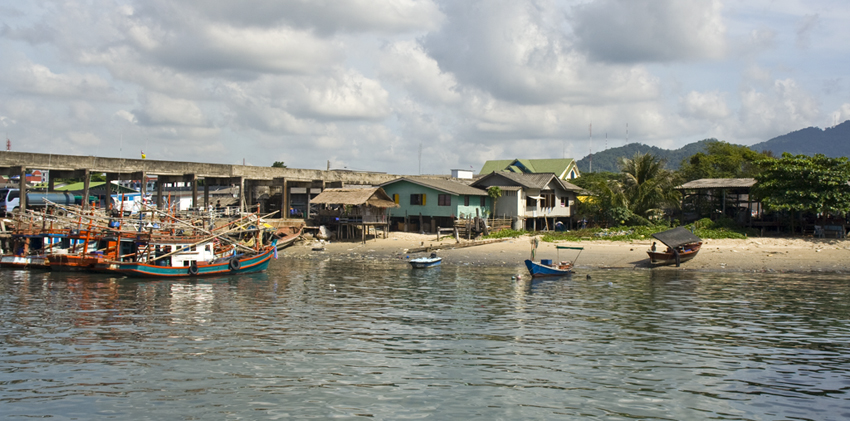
[524,259,572,277]
[0,255,49,269]
[409,257,442,268]
[95,247,276,278]
[647,242,702,265]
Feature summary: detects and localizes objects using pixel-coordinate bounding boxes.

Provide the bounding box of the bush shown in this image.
[484,229,528,239]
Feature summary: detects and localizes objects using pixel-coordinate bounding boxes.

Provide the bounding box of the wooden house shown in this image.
[479,158,580,180]
[471,171,583,230]
[309,187,398,242]
[379,177,490,232]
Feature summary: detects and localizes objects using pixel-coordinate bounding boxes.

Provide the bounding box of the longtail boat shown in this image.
[647,227,702,267]
[524,237,583,277]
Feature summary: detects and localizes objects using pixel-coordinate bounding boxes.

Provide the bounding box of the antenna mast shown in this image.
[588,123,593,173]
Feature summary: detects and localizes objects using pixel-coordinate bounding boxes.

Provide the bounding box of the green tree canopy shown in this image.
[753,153,850,215]
[678,141,766,181]
[618,152,681,220]
[271,161,287,168]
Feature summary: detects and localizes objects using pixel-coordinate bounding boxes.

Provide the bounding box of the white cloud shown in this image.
[680,91,730,120]
[295,70,391,120]
[8,62,113,99]
[379,41,461,104]
[571,0,726,63]
[737,78,820,138]
[134,92,209,127]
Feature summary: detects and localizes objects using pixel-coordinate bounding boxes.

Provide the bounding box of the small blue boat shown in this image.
[524,239,583,277]
[409,252,442,268]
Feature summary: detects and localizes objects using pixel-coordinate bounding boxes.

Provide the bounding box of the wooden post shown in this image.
[18,166,27,214]
[156,177,164,210]
[82,169,91,211]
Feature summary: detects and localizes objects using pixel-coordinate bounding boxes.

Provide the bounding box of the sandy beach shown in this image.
[281,231,850,274]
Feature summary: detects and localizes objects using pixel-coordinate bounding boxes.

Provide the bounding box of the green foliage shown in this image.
[483,229,527,239]
[537,218,747,243]
[570,171,619,190]
[618,152,681,219]
[677,140,766,181]
[271,161,287,168]
[487,186,502,215]
[753,153,850,215]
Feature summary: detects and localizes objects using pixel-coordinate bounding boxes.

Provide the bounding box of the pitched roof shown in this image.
[479,158,576,178]
[676,178,756,190]
[380,177,488,196]
[310,187,398,208]
[472,171,583,192]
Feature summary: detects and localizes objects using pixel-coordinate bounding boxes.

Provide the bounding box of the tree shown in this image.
[618,153,681,221]
[678,140,766,181]
[271,161,287,168]
[753,153,850,216]
[487,186,502,219]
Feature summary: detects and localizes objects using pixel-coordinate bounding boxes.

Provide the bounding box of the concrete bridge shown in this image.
[0,151,399,217]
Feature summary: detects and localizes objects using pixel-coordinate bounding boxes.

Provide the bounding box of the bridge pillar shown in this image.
[16,166,27,213]
[82,170,91,210]
[156,177,164,210]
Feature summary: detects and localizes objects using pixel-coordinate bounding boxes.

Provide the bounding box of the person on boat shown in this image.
[650,242,657,252]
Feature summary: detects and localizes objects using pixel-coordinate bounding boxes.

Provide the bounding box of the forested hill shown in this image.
[749,120,850,157]
[573,119,850,173]
[575,139,714,173]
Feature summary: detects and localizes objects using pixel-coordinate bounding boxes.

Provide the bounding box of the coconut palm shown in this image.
[617,153,680,220]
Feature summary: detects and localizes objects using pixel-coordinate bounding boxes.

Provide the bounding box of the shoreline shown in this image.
[280,232,850,274]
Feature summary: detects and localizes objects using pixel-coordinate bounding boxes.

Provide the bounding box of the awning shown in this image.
[651,227,702,249]
[527,195,543,200]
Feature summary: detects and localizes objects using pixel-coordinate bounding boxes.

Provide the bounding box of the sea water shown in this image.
[1,258,849,420]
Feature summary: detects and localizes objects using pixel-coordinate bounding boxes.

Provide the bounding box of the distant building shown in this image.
[451,169,474,179]
[471,171,583,230]
[479,158,580,180]
[379,177,490,232]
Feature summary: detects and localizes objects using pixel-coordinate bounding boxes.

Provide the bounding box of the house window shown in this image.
[526,196,537,207]
[542,193,555,208]
[410,194,424,205]
[480,196,486,207]
[560,197,567,207]
[438,194,451,206]
[464,195,470,206]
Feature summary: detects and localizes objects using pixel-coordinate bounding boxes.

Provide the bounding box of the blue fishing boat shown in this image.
[524,238,583,277]
[409,252,442,268]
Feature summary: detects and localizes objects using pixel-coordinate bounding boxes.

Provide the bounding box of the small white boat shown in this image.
[409,253,442,268]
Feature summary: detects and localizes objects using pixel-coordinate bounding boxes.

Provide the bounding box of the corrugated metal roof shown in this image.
[676,178,756,189]
[380,177,488,196]
[479,158,575,177]
[310,187,398,208]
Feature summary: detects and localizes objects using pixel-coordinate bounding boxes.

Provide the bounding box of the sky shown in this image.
[1,0,848,175]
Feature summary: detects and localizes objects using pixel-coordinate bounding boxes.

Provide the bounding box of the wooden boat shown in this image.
[0,254,50,269]
[274,225,304,250]
[0,230,68,269]
[94,239,278,278]
[409,253,442,268]
[647,227,702,266]
[524,238,583,277]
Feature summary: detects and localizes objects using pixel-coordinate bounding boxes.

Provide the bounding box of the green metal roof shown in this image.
[55,181,138,193]
[480,158,577,178]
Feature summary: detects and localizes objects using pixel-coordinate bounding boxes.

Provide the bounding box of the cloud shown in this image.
[168,0,444,35]
[7,62,114,99]
[132,92,210,127]
[571,0,726,63]
[379,41,461,104]
[737,78,820,138]
[680,91,730,120]
[423,1,661,105]
[796,14,819,49]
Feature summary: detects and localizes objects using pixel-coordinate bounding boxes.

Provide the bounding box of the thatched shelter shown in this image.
[310,188,398,242]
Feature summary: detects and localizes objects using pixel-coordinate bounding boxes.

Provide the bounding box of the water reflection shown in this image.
[1,261,849,420]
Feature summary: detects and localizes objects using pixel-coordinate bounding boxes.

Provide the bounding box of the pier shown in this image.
[0,152,398,217]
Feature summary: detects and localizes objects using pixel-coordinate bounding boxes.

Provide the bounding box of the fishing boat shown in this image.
[274,225,304,250]
[94,238,278,278]
[409,252,442,268]
[0,229,68,269]
[647,226,702,266]
[524,238,583,277]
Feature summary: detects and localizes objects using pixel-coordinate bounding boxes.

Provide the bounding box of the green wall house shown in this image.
[379,177,490,232]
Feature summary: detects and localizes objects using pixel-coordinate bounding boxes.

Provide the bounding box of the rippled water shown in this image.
[2,258,850,420]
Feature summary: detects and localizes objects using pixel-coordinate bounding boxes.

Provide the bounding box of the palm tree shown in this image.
[617,153,680,220]
[487,186,502,220]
